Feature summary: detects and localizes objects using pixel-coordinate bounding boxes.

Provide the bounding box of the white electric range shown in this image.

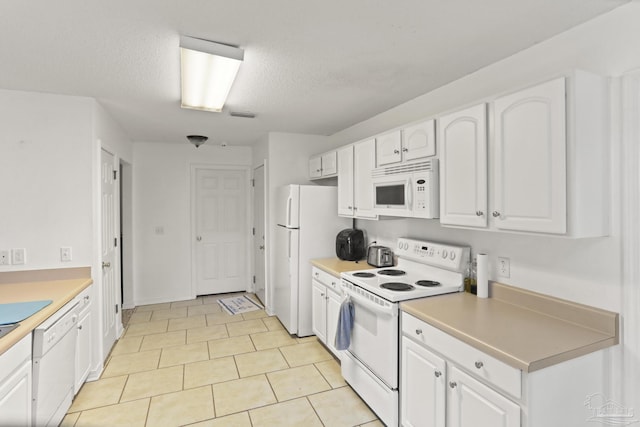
[340,237,470,427]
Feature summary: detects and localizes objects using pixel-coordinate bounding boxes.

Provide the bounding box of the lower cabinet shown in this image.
[401,312,606,427]
[311,266,343,358]
[0,334,32,427]
[74,285,93,394]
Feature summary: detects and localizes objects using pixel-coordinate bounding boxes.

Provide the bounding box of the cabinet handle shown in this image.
[476,210,484,216]
[348,206,353,210]
[321,293,325,297]
[402,147,408,152]
[78,325,83,330]
[353,207,358,211]
[434,370,442,378]
[197,236,202,241]
[475,361,484,369]
[393,149,400,154]
[415,329,422,335]
[449,381,457,389]
[102,262,111,268]
[492,211,501,218]
[315,272,319,277]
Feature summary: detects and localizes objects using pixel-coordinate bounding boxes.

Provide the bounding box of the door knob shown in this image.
[196,236,202,241]
[102,262,111,268]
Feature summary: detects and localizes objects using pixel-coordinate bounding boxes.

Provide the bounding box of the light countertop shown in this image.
[311,257,375,277]
[401,282,618,372]
[0,268,92,355]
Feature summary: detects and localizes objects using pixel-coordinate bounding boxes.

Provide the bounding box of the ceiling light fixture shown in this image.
[180,35,244,113]
[187,135,208,148]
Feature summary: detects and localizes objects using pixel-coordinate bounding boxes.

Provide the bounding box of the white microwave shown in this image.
[371,160,439,219]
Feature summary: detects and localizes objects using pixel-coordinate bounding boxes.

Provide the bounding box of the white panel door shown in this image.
[403,119,436,161]
[493,77,567,234]
[353,138,377,219]
[447,366,520,427]
[253,165,266,305]
[400,337,446,427]
[100,148,118,359]
[376,130,402,166]
[337,145,355,217]
[439,104,488,228]
[194,168,248,295]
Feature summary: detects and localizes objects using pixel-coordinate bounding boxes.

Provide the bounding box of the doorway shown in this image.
[191,166,250,296]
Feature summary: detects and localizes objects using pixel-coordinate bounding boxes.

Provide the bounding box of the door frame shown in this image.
[252,163,267,306]
[189,164,252,298]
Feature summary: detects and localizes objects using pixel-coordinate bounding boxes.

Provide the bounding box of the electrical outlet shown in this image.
[12,248,26,265]
[497,257,510,278]
[60,247,72,262]
[0,250,10,266]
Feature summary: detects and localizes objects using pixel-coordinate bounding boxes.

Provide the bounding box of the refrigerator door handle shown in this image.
[286,196,293,227]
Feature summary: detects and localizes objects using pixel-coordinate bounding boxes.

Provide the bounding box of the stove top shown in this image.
[341,238,470,302]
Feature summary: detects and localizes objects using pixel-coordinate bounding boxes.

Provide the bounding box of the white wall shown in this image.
[132,141,252,305]
[0,89,94,270]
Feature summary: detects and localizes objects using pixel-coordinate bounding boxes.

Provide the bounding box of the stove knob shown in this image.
[441,250,448,259]
[450,251,456,261]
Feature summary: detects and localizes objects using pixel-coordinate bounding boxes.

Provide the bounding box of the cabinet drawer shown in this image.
[75,286,92,312]
[402,312,521,399]
[311,267,341,291]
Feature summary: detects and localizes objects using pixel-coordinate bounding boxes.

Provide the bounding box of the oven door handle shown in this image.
[342,288,397,317]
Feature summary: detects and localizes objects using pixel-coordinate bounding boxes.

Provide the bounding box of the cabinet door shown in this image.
[403,119,436,161]
[376,130,402,166]
[447,366,520,427]
[309,156,322,179]
[321,151,338,176]
[493,77,567,234]
[439,104,488,228]
[400,337,446,427]
[311,280,327,343]
[353,138,377,219]
[0,359,31,427]
[337,145,355,217]
[326,286,342,358]
[75,306,92,394]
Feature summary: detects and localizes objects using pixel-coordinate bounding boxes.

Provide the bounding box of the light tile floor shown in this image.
[62,293,383,427]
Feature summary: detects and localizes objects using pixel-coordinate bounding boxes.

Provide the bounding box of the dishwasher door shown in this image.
[32,302,78,427]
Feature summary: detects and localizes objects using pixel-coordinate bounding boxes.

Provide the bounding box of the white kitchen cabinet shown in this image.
[447,366,519,427]
[0,334,32,427]
[75,285,93,394]
[439,70,608,237]
[493,77,567,234]
[376,121,436,167]
[438,104,488,228]
[400,337,446,427]
[401,311,607,427]
[311,266,343,358]
[309,150,338,180]
[338,139,377,219]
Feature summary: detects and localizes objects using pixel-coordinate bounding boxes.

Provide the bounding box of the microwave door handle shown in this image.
[406,179,413,209]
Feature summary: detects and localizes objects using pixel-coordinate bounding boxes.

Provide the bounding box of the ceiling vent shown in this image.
[229,111,256,119]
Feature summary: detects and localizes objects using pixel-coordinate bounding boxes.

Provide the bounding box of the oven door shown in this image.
[373,175,413,217]
[342,282,399,389]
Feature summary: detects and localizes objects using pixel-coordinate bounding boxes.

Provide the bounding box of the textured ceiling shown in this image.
[0,0,628,146]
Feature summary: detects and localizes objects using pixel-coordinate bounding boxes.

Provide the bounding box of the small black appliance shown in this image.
[336,229,366,261]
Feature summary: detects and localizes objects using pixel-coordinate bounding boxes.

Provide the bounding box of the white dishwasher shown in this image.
[32,300,79,427]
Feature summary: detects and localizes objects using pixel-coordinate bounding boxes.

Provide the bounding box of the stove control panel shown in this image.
[396,238,470,272]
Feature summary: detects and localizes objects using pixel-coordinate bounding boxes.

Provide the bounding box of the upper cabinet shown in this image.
[338,139,377,219]
[493,77,567,234]
[376,119,436,167]
[439,70,609,237]
[309,150,338,180]
[439,104,488,228]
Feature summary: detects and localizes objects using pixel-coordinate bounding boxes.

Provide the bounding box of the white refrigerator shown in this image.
[274,184,350,336]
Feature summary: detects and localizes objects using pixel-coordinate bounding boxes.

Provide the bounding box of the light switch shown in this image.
[12,248,26,265]
[0,250,10,266]
[60,247,72,262]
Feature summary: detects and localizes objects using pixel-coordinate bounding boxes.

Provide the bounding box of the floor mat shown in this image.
[217,295,263,315]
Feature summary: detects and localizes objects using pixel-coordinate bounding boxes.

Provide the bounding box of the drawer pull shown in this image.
[449,381,457,389]
[475,361,484,369]
[434,370,442,378]
[415,329,423,335]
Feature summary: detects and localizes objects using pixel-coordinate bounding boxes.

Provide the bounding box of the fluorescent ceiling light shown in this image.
[180,35,244,113]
